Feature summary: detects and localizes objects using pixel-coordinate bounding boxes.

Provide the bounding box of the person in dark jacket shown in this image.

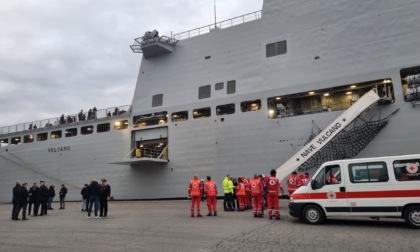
[99,179,111,217]
[28,182,38,216]
[87,179,101,218]
[81,184,89,211]
[47,185,56,210]
[59,184,68,209]
[12,181,22,220]
[18,182,29,220]
[37,181,49,216]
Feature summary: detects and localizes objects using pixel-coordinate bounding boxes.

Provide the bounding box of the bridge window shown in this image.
[241,100,261,112]
[0,138,8,147]
[266,40,287,58]
[349,162,388,183]
[24,134,34,143]
[267,78,394,119]
[198,85,211,99]
[51,130,62,139]
[114,120,129,130]
[215,82,224,90]
[81,126,94,135]
[11,137,21,145]
[193,107,211,119]
[97,123,110,133]
[37,132,48,141]
[133,111,168,127]
[393,159,420,181]
[171,111,188,122]
[152,94,163,107]
[216,104,235,115]
[227,80,236,94]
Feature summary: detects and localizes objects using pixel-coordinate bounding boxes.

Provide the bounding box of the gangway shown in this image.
[275,90,381,181]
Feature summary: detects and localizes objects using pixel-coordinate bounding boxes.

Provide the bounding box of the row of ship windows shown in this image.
[0,121,129,146]
[133,100,261,127]
[134,77,395,127]
[3,66,419,146]
[151,80,237,107]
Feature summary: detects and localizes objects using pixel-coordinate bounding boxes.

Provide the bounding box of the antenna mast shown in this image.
[214,0,217,28]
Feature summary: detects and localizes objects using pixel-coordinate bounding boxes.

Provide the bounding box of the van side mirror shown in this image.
[311,180,316,190]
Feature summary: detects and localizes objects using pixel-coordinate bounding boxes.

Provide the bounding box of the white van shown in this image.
[288,154,420,228]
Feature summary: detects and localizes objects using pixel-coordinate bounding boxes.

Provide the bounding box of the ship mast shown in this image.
[214,0,217,28]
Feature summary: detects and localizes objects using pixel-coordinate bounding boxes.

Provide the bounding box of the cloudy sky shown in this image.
[0,0,263,127]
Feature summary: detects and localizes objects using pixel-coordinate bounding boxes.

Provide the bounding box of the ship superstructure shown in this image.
[1,0,420,202]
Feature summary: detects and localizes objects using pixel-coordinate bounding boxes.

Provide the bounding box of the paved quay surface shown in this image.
[1,199,419,252]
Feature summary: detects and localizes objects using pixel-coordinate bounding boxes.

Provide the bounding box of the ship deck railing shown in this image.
[173,10,262,40]
[0,105,131,136]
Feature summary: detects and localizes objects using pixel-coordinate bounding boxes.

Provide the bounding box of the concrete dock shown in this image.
[2,199,419,252]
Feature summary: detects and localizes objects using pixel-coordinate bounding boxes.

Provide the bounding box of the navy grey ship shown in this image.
[1,0,420,202]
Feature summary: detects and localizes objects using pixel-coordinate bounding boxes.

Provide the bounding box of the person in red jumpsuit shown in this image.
[303,172,310,184]
[250,173,263,218]
[242,176,251,210]
[204,176,218,216]
[287,171,302,196]
[188,174,202,217]
[264,169,284,219]
[236,177,246,211]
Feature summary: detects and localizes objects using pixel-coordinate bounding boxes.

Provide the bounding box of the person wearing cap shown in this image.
[18,182,29,220]
[59,184,68,209]
[188,174,202,217]
[37,181,49,216]
[11,180,22,220]
[99,179,111,217]
[81,184,89,211]
[264,169,284,220]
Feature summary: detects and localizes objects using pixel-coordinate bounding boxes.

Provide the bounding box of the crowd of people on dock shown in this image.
[188,170,310,219]
[80,178,111,219]
[11,181,67,220]
[11,178,111,221]
[12,170,310,221]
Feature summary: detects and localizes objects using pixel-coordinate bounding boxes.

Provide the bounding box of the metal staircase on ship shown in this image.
[275,90,398,181]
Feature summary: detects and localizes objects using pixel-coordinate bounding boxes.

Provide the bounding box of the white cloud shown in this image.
[0,0,263,127]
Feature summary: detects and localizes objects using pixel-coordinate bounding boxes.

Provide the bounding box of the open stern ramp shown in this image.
[276,90,380,181]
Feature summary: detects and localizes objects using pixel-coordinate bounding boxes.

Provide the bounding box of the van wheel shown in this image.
[302,205,325,224]
[404,206,420,229]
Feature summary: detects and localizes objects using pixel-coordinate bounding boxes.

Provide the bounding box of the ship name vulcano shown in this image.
[316,122,342,145]
[48,146,71,153]
[300,122,342,159]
